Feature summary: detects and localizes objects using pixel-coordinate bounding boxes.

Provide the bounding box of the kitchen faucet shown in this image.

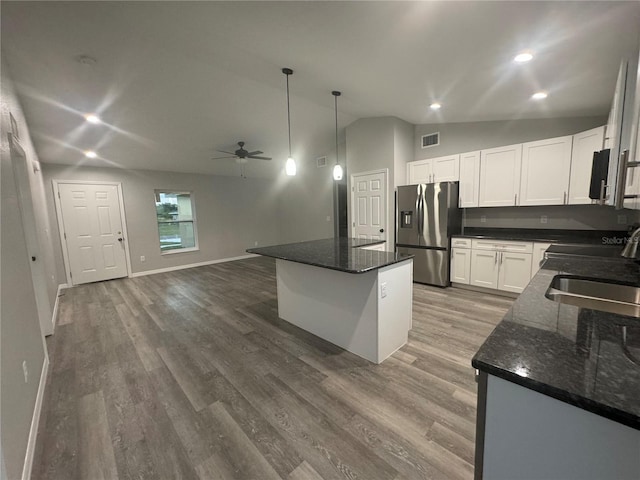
[621,226,640,259]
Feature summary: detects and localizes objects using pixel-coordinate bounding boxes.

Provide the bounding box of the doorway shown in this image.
[350,169,388,244]
[53,180,131,285]
[9,134,54,336]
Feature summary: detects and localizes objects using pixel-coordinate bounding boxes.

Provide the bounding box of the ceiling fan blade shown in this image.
[216,150,237,155]
[248,155,272,161]
[246,150,263,156]
[211,155,237,160]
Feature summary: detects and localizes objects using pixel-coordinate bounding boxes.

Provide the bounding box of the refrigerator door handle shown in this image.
[415,186,422,240]
[416,185,424,238]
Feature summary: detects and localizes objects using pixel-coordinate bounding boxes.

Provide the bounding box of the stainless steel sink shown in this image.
[545,275,640,318]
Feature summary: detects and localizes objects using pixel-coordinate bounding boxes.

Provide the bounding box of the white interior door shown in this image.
[56,182,128,285]
[351,171,387,242]
[9,135,54,336]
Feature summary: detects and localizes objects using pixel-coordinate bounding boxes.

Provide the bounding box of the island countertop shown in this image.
[246,237,413,274]
[472,245,640,430]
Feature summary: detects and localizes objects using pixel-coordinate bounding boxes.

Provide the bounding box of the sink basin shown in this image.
[545,275,640,318]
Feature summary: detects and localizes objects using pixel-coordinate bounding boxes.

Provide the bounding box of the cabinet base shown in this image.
[451,283,519,299]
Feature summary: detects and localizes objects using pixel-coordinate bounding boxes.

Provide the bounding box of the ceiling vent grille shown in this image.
[421,132,440,148]
[316,156,327,168]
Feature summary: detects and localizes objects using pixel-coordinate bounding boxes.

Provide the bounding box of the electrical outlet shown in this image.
[618,214,628,225]
[140,255,145,262]
[22,361,28,383]
[380,282,387,298]
[480,215,487,223]
[540,215,548,224]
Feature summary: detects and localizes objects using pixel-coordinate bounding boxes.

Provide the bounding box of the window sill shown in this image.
[160,247,199,256]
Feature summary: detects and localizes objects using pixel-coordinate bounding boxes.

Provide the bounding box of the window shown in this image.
[155,191,197,253]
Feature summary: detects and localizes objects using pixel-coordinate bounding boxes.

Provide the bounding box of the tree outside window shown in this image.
[155,191,197,252]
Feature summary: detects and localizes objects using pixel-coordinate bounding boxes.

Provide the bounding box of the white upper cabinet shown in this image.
[519,136,573,206]
[459,151,480,208]
[407,159,432,184]
[432,154,460,182]
[569,126,605,204]
[408,155,460,184]
[479,144,522,207]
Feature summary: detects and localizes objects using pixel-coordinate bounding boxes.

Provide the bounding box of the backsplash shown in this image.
[463,205,640,231]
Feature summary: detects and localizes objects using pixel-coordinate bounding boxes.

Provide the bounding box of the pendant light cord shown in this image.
[286,72,292,157]
[332,91,341,166]
[334,94,339,162]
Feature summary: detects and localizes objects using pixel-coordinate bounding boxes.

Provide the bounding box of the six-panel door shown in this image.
[58,183,128,285]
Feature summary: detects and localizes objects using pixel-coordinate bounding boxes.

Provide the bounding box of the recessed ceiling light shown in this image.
[531,91,548,100]
[430,103,442,110]
[84,113,101,124]
[514,52,534,63]
[84,150,97,158]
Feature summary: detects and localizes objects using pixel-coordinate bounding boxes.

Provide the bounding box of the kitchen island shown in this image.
[247,238,414,363]
[472,245,640,480]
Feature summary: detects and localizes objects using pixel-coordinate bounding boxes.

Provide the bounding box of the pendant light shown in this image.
[332,90,343,181]
[282,68,296,176]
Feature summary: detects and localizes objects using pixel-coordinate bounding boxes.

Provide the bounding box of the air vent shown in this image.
[421,132,440,148]
[316,156,327,168]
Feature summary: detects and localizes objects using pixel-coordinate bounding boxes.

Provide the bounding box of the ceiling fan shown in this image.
[212,141,272,163]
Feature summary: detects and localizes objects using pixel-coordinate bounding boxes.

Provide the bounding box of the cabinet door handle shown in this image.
[494,252,498,265]
[599,180,608,205]
[514,193,518,205]
[499,252,503,265]
[563,191,567,204]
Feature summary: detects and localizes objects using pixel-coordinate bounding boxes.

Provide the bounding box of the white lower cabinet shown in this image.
[454,237,533,294]
[451,247,472,284]
[470,250,499,289]
[531,242,553,279]
[497,252,532,293]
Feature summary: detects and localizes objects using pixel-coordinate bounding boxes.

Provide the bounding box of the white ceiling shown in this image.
[2,1,640,178]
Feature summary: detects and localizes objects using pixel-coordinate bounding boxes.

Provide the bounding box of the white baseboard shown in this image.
[21,355,49,480]
[130,254,259,278]
[49,283,69,333]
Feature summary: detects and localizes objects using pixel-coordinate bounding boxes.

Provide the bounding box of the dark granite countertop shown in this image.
[472,245,640,430]
[456,228,628,245]
[246,238,413,274]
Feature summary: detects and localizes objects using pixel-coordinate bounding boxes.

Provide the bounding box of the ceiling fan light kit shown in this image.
[282,67,296,176]
[332,90,343,181]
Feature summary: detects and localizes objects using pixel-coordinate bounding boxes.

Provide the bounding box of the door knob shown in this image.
[379,228,384,233]
[117,238,123,242]
[31,256,36,262]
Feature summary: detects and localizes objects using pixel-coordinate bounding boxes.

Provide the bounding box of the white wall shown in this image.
[42,164,283,278]
[414,116,607,160]
[277,153,336,244]
[346,116,413,248]
[1,60,49,480]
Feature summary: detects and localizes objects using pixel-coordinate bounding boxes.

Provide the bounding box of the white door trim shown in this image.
[52,179,132,286]
[349,168,389,239]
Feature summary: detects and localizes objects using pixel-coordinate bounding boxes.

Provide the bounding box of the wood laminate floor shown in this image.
[32,257,513,480]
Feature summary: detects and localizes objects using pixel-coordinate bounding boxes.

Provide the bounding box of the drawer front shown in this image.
[471,239,533,254]
[451,237,472,249]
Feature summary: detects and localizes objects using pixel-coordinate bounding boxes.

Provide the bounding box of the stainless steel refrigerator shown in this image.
[396,182,461,286]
